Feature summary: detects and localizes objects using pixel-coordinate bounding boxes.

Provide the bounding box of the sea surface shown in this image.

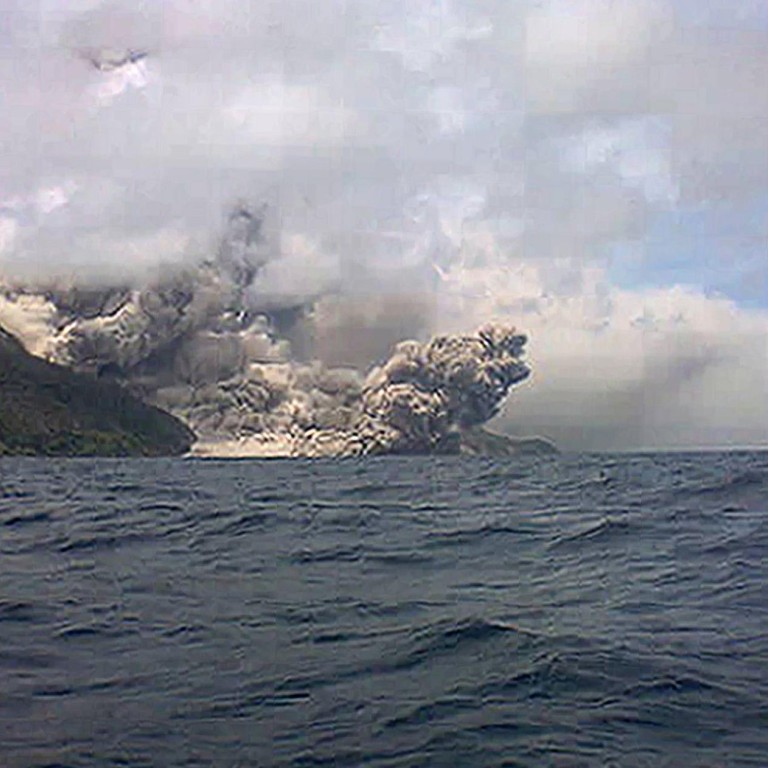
[1,453,767,767]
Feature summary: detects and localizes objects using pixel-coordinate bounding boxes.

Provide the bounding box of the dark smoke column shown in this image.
[2,198,533,456]
[298,324,531,456]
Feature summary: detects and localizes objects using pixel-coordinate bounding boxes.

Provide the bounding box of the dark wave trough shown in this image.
[1,452,767,766]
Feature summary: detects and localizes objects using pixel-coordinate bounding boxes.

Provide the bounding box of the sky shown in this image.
[0,0,767,450]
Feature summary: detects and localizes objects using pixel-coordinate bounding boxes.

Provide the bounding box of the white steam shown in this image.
[1,0,768,448]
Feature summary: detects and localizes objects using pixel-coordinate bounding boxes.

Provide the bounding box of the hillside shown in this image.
[460,427,558,457]
[0,327,194,457]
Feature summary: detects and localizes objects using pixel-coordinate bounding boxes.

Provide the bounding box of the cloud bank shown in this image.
[1,0,767,449]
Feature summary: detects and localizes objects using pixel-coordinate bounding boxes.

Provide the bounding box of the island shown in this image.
[0,326,193,457]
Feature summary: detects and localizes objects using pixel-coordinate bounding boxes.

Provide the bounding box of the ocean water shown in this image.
[1,453,767,768]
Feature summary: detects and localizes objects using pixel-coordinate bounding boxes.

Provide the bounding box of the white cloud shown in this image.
[247,234,341,311]
[91,59,150,104]
[436,238,768,449]
[0,218,18,254]
[222,82,357,147]
[1,0,768,446]
[558,118,679,205]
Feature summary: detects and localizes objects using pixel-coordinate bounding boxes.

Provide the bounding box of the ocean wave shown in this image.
[2,453,768,767]
[547,516,635,550]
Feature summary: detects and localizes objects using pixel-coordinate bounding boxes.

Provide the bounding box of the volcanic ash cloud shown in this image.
[0,207,530,457]
[297,323,530,457]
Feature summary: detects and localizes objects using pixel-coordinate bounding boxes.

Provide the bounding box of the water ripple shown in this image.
[0,452,766,767]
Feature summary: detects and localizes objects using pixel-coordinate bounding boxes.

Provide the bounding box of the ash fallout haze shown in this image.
[2,0,768,450]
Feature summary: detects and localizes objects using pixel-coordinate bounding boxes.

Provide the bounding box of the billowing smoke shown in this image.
[2,0,768,449]
[346,324,529,453]
[0,209,530,455]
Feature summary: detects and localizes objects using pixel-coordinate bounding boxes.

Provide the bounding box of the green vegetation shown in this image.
[0,327,194,457]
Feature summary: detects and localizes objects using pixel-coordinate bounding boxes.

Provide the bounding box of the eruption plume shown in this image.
[0,207,531,456]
